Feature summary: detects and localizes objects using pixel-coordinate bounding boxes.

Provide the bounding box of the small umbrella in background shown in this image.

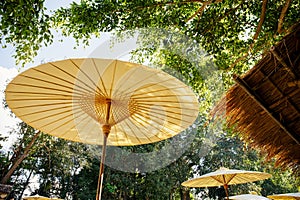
[229,194,270,200]
[268,193,300,200]
[6,58,199,200]
[182,167,272,200]
[22,195,63,200]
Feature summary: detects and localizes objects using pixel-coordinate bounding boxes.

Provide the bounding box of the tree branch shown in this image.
[186,3,208,23]
[202,1,244,35]
[277,0,292,34]
[185,0,223,22]
[0,131,41,184]
[228,0,268,70]
[133,0,209,11]
[253,0,268,41]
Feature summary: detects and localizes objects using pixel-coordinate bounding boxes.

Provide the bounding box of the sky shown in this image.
[0,0,137,150]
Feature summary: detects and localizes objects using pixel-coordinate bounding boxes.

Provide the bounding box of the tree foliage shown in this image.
[1,0,300,199]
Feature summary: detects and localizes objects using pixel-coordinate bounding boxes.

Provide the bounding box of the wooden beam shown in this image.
[233,74,300,145]
[270,46,297,79]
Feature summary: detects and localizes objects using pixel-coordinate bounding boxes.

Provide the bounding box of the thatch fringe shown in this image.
[212,22,300,174]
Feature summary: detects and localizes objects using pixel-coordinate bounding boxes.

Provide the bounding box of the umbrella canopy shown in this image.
[268,193,300,200]
[229,194,270,200]
[22,195,63,200]
[5,58,198,146]
[6,58,199,200]
[182,167,271,200]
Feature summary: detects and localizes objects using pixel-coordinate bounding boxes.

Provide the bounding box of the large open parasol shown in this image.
[268,193,300,200]
[229,194,270,200]
[5,58,199,200]
[22,195,63,200]
[182,167,271,200]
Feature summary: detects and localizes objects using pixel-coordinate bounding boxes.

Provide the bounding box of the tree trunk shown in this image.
[19,168,34,198]
[1,131,41,184]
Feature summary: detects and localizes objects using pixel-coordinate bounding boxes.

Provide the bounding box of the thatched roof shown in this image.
[213,22,300,173]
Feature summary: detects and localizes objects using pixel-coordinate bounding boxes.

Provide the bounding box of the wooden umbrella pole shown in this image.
[96,130,109,200]
[223,184,229,200]
[96,99,112,200]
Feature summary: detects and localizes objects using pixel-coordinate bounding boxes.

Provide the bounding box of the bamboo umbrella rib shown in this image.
[70,59,107,97]
[121,117,154,143]
[75,116,99,142]
[130,85,194,98]
[135,106,191,126]
[91,58,109,97]
[119,77,179,98]
[136,104,194,119]
[6,91,74,98]
[7,101,74,109]
[108,60,118,97]
[24,106,79,124]
[226,174,237,184]
[116,119,143,145]
[32,68,77,87]
[8,82,76,95]
[28,107,81,129]
[137,103,197,111]
[112,67,158,95]
[128,115,162,142]
[18,105,74,118]
[133,99,196,104]
[43,112,89,140]
[132,94,197,100]
[49,62,106,97]
[19,74,76,92]
[31,67,99,96]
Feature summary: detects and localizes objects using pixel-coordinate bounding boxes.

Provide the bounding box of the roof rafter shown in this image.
[233,74,300,145]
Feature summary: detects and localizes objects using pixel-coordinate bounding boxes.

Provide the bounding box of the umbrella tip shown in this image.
[219,167,229,170]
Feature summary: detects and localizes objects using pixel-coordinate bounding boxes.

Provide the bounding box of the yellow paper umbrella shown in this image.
[182,167,271,200]
[6,58,199,200]
[268,193,300,200]
[229,194,270,200]
[22,195,63,200]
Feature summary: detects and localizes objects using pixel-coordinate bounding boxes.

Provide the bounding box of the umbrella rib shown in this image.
[211,176,226,185]
[130,86,193,98]
[137,103,197,118]
[123,120,144,144]
[226,174,237,184]
[132,93,197,100]
[138,102,198,111]
[92,58,109,97]
[5,91,84,99]
[73,115,99,142]
[119,76,177,98]
[108,60,118,97]
[69,60,107,97]
[112,66,158,96]
[19,73,75,91]
[124,120,144,144]
[8,82,76,96]
[134,99,197,104]
[35,108,85,133]
[135,106,194,127]
[18,104,74,118]
[33,67,98,96]
[8,101,74,109]
[49,62,104,96]
[26,105,82,124]
[130,115,162,141]
[32,68,76,87]
[117,119,143,145]
[116,119,140,144]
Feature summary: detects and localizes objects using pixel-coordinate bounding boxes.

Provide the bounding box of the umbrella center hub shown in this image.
[78,93,138,126]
